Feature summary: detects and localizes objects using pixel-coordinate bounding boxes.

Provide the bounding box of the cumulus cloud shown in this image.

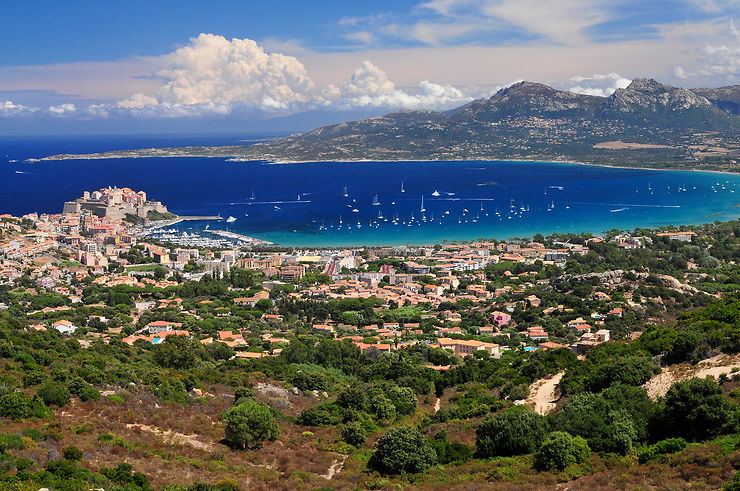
[48,103,77,115]
[692,20,740,79]
[106,38,477,117]
[0,34,484,120]
[154,33,314,110]
[556,72,632,97]
[321,61,471,110]
[0,100,35,116]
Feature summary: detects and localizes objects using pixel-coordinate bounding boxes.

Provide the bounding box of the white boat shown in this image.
[420,195,426,213]
[431,190,440,197]
[226,216,237,223]
[343,186,349,197]
[352,208,359,213]
[371,194,380,205]
[401,181,405,193]
[250,190,255,200]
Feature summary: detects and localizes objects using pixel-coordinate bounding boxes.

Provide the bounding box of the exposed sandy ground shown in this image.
[527,371,565,415]
[594,141,673,150]
[126,423,215,451]
[644,353,740,400]
[434,396,441,413]
[321,456,347,480]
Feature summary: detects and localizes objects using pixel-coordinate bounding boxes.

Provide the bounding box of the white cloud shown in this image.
[48,103,77,115]
[687,20,740,80]
[482,0,608,45]
[154,33,314,110]
[0,100,35,116]
[321,61,471,109]
[557,72,632,97]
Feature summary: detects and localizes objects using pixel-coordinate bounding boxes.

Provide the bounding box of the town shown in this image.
[1,187,739,489]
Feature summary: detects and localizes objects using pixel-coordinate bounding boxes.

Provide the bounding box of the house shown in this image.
[145,320,183,334]
[593,291,611,301]
[490,311,512,327]
[52,319,77,335]
[608,307,623,317]
[437,337,500,357]
[656,231,695,242]
[524,295,541,308]
[525,326,549,340]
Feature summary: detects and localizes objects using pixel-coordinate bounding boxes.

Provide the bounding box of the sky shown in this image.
[1,0,739,134]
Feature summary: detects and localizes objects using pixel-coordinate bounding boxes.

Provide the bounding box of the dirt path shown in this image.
[321,456,346,480]
[126,423,214,451]
[527,371,564,415]
[644,353,740,400]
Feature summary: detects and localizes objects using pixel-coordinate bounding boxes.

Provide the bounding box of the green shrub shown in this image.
[638,437,688,464]
[341,422,366,447]
[298,407,332,426]
[476,407,547,458]
[62,445,83,461]
[535,431,591,470]
[0,391,50,420]
[369,426,437,474]
[36,382,70,408]
[21,428,43,441]
[222,400,279,449]
[430,431,472,465]
[0,433,25,452]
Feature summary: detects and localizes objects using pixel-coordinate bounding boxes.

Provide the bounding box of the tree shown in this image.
[36,382,70,408]
[255,298,273,312]
[369,426,437,474]
[476,407,547,458]
[535,431,591,470]
[223,400,280,449]
[662,376,734,441]
[152,266,167,280]
[0,391,50,420]
[550,391,641,454]
[341,422,366,446]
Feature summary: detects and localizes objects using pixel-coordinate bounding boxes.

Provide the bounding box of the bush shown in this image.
[100,462,150,488]
[369,426,437,474]
[341,422,366,446]
[298,407,332,426]
[291,372,328,392]
[476,407,547,458]
[62,445,83,461]
[430,431,472,465]
[337,386,366,410]
[663,377,734,441]
[21,428,43,441]
[0,391,50,420]
[223,400,279,449]
[0,433,25,452]
[36,382,70,408]
[549,392,639,454]
[535,431,591,470]
[638,437,688,464]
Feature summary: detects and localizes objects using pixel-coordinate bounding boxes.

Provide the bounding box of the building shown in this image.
[52,319,77,335]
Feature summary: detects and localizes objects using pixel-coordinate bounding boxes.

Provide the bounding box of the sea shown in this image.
[1,134,739,247]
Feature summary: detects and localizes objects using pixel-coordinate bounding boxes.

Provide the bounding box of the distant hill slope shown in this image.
[42,79,740,171]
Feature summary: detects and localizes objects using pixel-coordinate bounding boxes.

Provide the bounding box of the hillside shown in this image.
[40,79,740,171]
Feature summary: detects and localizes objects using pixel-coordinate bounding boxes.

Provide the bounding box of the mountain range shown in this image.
[42,78,740,171]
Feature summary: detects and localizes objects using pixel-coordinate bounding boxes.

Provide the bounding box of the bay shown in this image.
[1,135,738,246]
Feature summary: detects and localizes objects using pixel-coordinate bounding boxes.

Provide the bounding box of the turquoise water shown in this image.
[1,136,738,246]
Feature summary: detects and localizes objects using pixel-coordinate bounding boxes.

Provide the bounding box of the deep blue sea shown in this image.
[1,134,738,246]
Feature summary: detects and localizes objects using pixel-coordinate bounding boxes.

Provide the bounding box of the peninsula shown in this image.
[38,79,740,172]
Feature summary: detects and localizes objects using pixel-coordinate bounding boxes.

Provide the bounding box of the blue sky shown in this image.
[1,0,739,134]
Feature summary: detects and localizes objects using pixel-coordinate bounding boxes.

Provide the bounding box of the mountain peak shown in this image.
[606,77,713,114]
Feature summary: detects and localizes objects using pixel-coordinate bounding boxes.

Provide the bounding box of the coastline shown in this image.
[31,151,740,176]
